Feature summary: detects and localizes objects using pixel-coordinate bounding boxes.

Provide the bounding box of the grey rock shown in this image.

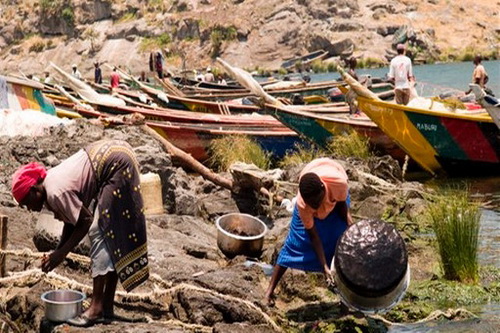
[213,323,276,333]
[333,22,363,32]
[376,25,400,37]
[105,19,151,39]
[403,198,427,220]
[368,155,402,183]
[33,213,91,255]
[175,18,200,41]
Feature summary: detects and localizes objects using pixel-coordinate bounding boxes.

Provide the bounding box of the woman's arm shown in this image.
[42,205,93,272]
[56,223,75,250]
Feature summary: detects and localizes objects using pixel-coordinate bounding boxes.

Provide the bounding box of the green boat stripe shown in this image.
[274,110,332,147]
[405,111,468,160]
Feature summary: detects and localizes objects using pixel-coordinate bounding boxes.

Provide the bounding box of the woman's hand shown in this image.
[41,250,67,273]
[324,267,336,288]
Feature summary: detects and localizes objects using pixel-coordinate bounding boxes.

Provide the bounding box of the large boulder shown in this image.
[76,0,112,24]
[175,18,201,41]
[308,36,354,56]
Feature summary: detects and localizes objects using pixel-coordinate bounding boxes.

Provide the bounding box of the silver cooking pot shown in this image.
[216,213,268,259]
[41,289,86,322]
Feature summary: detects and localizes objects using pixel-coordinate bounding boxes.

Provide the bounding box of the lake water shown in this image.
[311,60,500,97]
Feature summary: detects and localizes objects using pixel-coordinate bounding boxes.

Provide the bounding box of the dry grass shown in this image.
[279,143,326,168]
[208,135,271,171]
[327,131,372,160]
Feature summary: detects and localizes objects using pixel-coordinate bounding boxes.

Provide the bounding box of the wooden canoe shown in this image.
[356,96,499,175]
[266,103,407,164]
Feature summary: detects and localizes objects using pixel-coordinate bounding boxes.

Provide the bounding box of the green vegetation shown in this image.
[208,135,271,171]
[140,33,172,52]
[279,143,326,168]
[28,40,45,53]
[118,11,137,23]
[39,0,74,26]
[146,0,167,11]
[386,265,500,323]
[82,28,100,53]
[310,60,328,73]
[357,57,386,69]
[327,131,372,160]
[426,189,481,284]
[61,6,74,25]
[277,67,288,76]
[210,25,238,58]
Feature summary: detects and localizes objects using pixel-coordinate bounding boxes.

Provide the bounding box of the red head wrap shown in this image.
[11,162,47,203]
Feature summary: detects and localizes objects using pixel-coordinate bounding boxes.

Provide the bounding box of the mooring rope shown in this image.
[369,307,477,327]
[0,251,282,332]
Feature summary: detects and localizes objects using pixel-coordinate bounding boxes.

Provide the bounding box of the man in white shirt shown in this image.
[204,67,215,82]
[71,64,82,80]
[388,44,414,105]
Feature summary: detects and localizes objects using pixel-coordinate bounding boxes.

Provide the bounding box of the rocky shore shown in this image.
[2,118,488,332]
[0,0,498,77]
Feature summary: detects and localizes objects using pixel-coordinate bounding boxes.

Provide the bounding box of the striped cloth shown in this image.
[276,193,350,272]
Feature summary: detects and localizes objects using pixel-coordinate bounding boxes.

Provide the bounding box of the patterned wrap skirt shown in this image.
[276,194,350,272]
[85,140,149,292]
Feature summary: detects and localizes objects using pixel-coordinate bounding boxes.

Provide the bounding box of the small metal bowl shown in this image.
[216,213,268,259]
[41,289,86,322]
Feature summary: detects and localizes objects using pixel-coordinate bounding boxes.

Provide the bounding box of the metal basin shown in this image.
[41,289,86,322]
[216,213,268,259]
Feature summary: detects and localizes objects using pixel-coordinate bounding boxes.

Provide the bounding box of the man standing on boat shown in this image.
[94,61,103,84]
[388,44,414,105]
[71,64,82,80]
[110,67,120,91]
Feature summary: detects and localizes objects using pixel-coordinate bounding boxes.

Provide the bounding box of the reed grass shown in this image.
[427,189,481,284]
[326,131,372,160]
[208,135,271,171]
[279,143,326,168]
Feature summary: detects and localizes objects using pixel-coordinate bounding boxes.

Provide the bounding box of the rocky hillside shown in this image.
[0,0,498,78]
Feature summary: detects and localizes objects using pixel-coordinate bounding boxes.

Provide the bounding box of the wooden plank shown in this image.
[0,215,7,277]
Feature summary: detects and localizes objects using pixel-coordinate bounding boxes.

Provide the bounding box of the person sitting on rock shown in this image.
[264,158,353,306]
[11,139,149,327]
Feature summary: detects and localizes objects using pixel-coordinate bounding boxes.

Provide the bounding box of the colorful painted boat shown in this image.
[266,103,407,163]
[182,80,342,102]
[148,121,302,161]
[0,76,56,115]
[45,94,303,162]
[356,96,500,175]
[46,92,287,127]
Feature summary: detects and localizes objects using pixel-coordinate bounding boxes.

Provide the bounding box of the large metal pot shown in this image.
[216,213,268,259]
[41,289,86,322]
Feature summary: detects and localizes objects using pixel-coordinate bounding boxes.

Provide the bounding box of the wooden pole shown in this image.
[0,215,8,277]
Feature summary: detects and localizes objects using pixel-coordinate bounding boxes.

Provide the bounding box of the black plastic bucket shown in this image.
[331,219,410,313]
